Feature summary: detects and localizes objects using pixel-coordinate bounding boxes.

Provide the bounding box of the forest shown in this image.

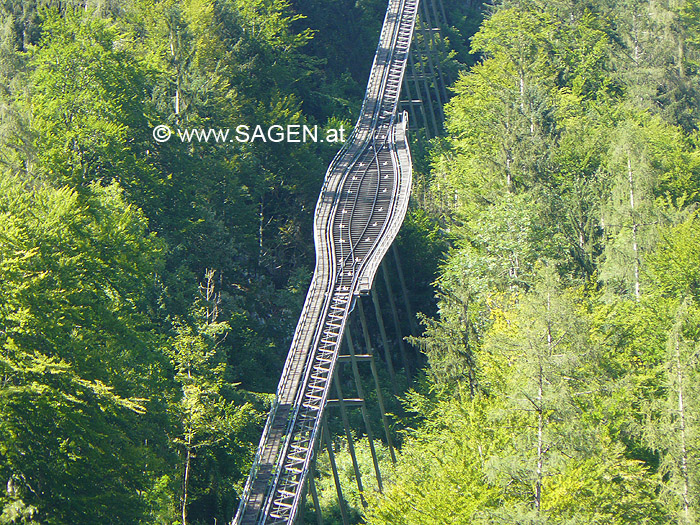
[0,0,699,523]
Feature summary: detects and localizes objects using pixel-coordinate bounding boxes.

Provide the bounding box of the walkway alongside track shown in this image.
[234,1,417,523]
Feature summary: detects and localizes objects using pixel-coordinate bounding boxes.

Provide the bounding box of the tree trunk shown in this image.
[259,197,264,265]
[170,27,182,117]
[632,13,640,65]
[535,353,544,511]
[628,155,640,300]
[462,302,476,397]
[506,153,513,189]
[182,440,192,525]
[535,293,552,512]
[673,331,691,523]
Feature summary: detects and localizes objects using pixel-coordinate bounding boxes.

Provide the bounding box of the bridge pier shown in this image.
[356,300,396,464]
[307,472,323,525]
[381,260,412,381]
[392,243,418,336]
[234,0,457,521]
[321,419,350,525]
[344,329,384,492]
[308,243,423,521]
[331,374,367,507]
[399,0,452,137]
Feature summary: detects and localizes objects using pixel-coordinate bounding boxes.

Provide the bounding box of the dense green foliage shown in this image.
[2,0,700,524]
[0,0,435,523]
[366,0,700,523]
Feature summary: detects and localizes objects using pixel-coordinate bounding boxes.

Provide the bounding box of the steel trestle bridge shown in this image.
[234,1,419,522]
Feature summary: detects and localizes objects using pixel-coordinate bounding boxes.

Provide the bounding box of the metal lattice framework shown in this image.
[233,0,453,522]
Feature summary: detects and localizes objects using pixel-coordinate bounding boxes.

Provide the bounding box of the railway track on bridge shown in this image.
[234,1,417,523]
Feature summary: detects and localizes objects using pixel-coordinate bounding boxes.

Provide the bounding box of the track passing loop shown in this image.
[234,1,416,523]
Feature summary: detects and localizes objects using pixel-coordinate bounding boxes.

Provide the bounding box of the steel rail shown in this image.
[233,1,417,523]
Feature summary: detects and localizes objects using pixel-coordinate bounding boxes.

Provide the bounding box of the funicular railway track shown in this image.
[234,1,417,523]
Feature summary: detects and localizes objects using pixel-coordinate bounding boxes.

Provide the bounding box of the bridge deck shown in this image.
[234,1,417,523]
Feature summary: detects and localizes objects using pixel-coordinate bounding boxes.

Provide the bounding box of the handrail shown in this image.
[233,1,417,523]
